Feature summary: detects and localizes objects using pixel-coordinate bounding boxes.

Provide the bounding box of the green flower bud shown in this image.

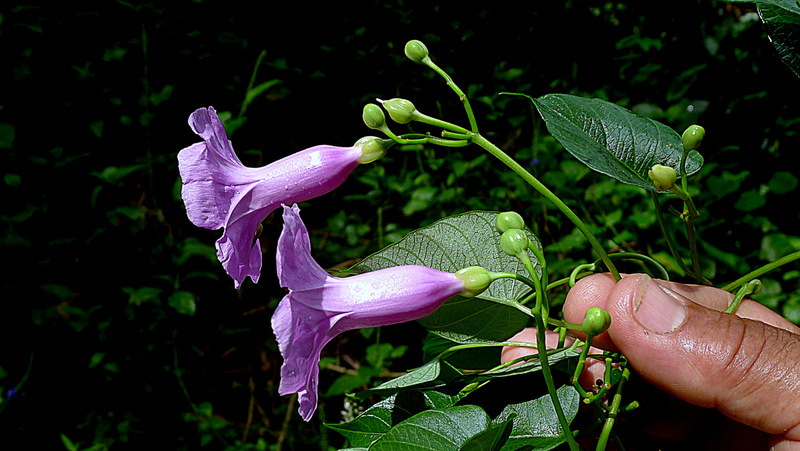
[495,211,525,234]
[362,103,386,130]
[582,307,611,336]
[681,125,705,152]
[355,136,392,164]
[380,98,417,124]
[648,164,677,191]
[454,266,492,298]
[404,40,430,64]
[500,229,529,257]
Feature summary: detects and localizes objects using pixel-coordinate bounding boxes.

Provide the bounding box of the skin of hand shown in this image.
[501,273,800,450]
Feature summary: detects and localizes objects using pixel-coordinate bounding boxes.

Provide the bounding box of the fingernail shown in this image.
[633,275,687,335]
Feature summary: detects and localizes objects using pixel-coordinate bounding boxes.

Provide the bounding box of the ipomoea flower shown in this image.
[178,107,385,289]
[271,204,483,421]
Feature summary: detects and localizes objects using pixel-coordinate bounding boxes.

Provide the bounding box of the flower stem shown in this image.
[422,59,479,133]
[471,133,620,281]
[413,111,470,134]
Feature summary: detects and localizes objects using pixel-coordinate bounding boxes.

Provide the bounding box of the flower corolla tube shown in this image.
[178,107,369,289]
[271,204,469,421]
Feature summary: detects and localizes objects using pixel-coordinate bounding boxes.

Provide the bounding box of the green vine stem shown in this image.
[471,133,621,281]
[725,279,762,314]
[721,250,800,292]
[570,334,595,399]
[668,183,710,285]
[650,191,695,278]
[596,366,631,451]
[534,311,580,451]
[599,252,670,281]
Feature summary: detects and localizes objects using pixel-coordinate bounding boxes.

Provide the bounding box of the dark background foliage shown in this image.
[2,1,798,449]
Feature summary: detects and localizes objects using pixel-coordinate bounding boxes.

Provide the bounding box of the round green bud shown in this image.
[380,98,417,124]
[496,211,525,234]
[355,136,392,164]
[582,307,612,336]
[362,103,386,130]
[500,229,529,257]
[681,125,705,152]
[454,266,492,298]
[404,40,430,64]
[648,164,677,191]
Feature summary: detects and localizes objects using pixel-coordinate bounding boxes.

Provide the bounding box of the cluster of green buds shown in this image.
[497,212,530,261]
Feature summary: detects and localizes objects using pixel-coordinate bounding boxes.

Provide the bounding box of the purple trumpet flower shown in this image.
[178,107,383,289]
[271,204,472,421]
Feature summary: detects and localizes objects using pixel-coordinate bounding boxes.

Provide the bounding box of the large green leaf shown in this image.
[524,93,703,191]
[354,358,462,400]
[326,390,465,447]
[759,1,800,78]
[369,405,492,451]
[352,211,538,343]
[494,385,580,451]
[727,0,800,77]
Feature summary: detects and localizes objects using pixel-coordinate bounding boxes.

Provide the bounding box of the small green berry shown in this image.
[582,307,612,336]
[496,211,525,234]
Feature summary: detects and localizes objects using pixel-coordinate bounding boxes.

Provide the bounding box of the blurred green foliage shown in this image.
[1,0,798,449]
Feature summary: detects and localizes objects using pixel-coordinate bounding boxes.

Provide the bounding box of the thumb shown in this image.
[605,274,800,440]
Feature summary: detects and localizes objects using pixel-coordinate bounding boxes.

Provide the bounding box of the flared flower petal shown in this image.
[271,204,467,421]
[177,107,365,288]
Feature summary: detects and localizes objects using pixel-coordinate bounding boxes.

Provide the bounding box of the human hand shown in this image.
[501,273,800,449]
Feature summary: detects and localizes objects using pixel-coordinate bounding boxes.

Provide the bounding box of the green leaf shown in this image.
[91,164,147,184]
[324,366,379,397]
[460,418,514,451]
[523,93,703,191]
[734,188,766,212]
[754,0,800,78]
[470,347,581,381]
[352,211,538,343]
[243,79,281,112]
[493,385,580,450]
[355,359,462,399]
[370,405,491,451]
[760,233,800,261]
[168,291,197,316]
[326,390,465,447]
[768,171,799,194]
[706,170,749,198]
